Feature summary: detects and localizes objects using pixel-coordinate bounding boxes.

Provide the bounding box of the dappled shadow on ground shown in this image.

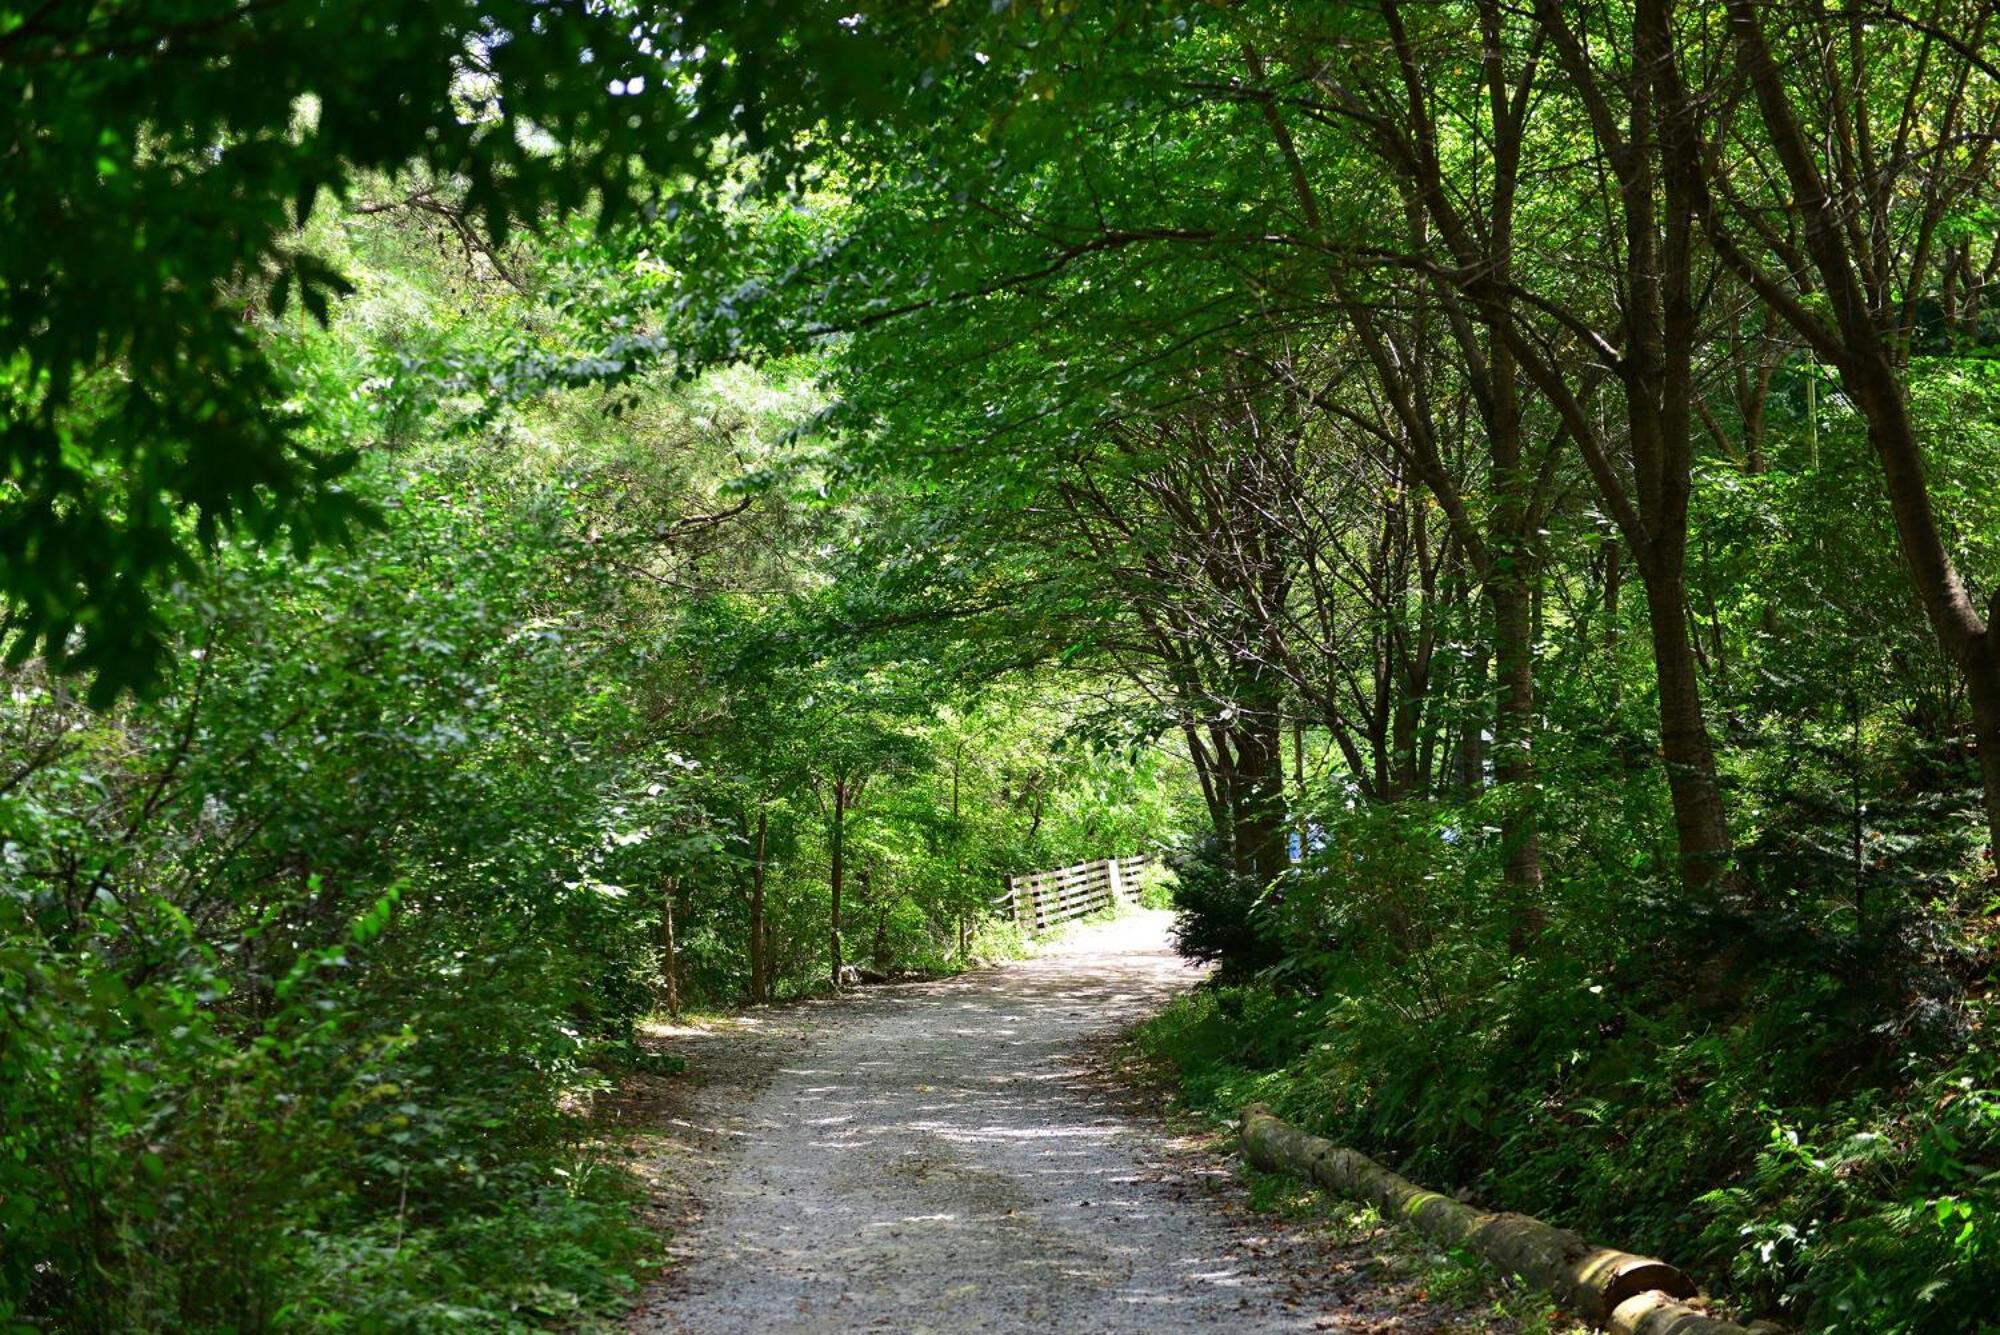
[624,913,1473,1334]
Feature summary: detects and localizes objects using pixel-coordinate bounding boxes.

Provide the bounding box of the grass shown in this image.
[1237,1165,1593,1335]
[1109,1021,1597,1335]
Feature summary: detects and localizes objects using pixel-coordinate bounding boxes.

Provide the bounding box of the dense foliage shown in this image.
[7,1,2000,1331]
[0,0,920,697]
[0,190,1185,1328]
[646,4,2000,1329]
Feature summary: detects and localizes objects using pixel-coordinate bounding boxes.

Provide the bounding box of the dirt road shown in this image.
[624,911,1432,1333]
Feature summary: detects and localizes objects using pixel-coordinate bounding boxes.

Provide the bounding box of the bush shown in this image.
[1165,832,1280,979]
[0,461,666,1330]
[1134,860,1178,910]
[1133,789,2000,1331]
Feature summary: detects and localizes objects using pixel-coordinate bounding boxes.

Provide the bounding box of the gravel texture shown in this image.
[622,911,1459,1334]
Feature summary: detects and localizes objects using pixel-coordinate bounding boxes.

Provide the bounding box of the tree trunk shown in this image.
[1841,366,2000,860]
[762,919,779,1003]
[1603,539,1622,648]
[1973,669,2000,867]
[1460,636,1489,794]
[1390,672,1423,799]
[659,875,680,1021]
[1710,0,2000,860]
[829,778,846,989]
[1182,718,1230,842]
[748,806,769,1004]
[1603,537,1623,707]
[1231,717,1290,886]
[858,861,886,971]
[1489,579,1545,945]
[1640,567,1734,889]
[1293,719,1307,803]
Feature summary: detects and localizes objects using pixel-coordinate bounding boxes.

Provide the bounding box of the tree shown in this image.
[1674,0,2000,858]
[0,0,896,697]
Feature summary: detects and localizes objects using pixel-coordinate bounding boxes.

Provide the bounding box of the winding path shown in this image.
[625,911,1424,1333]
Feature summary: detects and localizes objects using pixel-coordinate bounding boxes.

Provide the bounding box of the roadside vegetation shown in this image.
[0,166,1185,1334]
[6,3,2000,1331]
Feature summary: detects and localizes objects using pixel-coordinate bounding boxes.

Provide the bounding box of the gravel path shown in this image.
[623,911,1436,1334]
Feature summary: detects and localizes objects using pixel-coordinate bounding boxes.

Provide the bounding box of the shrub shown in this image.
[1165,832,1280,979]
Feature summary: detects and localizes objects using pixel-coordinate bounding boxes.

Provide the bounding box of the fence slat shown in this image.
[1000,852,1148,935]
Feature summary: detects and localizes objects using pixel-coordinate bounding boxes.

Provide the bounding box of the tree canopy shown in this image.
[5,2,2000,1331]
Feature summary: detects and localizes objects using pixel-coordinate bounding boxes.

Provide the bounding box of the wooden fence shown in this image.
[1000,854,1149,934]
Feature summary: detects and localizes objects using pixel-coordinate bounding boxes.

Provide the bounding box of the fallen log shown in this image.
[1608,1290,1767,1335]
[1238,1104,1754,1333]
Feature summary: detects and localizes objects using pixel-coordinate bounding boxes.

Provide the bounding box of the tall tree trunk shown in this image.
[1489,579,1544,943]
[1972,670,2000,867]
[1603,539,1622,648]
[1846,371,2000,856]
[1232,716,1290,886]
[748,806,769,1004]
[1293,719,1307,806]
[659,875,680,1020]
[1460,636,1489,794]
[1182,717,1230,840]
[762,920,779,1004]
[1603,537,1623,708]
[950,742,967,956]
[1641,567,1735,888]
[829,778,846,989]
[1705,0,2000,858]
[869,868,889,973]
[1476,291,1544,939]
[1390,672,1423,799]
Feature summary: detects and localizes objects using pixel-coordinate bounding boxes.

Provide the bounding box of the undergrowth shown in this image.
[1237,1166,1592,1335]
[1136,808,2000,1334]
